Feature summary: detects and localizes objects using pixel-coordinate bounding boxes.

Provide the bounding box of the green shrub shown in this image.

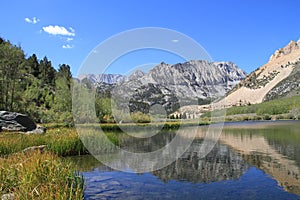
[131,112,151,123]
[263,115,271,120]
[277,115,284,120]
[286,114,295,120]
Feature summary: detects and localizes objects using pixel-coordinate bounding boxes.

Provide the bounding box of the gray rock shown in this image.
[1,193,14,200]
[269,39,300,61]
[22,145,46,153]
[0,111,46,133]
[0,111,36,132]
[127,69,145,81]
[25,125,46,134]
[78,74,126,84]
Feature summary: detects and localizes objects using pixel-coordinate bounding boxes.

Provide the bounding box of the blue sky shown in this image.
[1,0,300,76]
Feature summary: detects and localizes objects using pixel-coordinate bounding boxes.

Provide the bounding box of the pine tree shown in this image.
[54,64,72,113]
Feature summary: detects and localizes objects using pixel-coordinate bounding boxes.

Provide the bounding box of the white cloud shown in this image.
[171,39,179,43]
[66,37,74,42]
[62,44,74,49]
[43,25,75,36]
[69,27,75,33]
[25,17,40,24]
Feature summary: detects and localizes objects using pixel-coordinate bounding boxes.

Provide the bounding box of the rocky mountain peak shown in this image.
[78,73,125,84]
[215,38,300,109]
[127,69,145,80]
[269,39,300,61]
[92,60,247,115]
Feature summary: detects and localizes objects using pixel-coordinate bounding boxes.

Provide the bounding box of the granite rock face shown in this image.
[83,60,247,114]
[81,60,247,99]
[139,60,247,99]
[269,39,300,61]
[78,74,126,84]
[220,38,300,108]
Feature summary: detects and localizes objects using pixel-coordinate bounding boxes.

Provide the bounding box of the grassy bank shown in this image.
[0,128,86,199]
[0,127,123,156]
[0,128,86,156]
[201,95,300,121]
[0,151,84,200]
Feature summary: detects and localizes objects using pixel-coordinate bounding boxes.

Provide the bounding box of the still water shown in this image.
[69,121,300,200]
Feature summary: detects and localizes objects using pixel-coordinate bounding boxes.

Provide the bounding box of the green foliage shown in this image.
[0,40,25,111]
[263,114,271,120]
[54,65,72,109]
[131,111,151,123]
[95,97,113,122]
[0,37,74,124]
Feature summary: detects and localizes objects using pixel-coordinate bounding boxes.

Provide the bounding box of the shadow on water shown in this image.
[67,121,300,200]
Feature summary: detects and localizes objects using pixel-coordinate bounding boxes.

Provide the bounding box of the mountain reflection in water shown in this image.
[68,121,300,200]
[152,141,249,183]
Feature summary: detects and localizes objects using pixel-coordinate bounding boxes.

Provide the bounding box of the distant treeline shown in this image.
[0,37,72,123]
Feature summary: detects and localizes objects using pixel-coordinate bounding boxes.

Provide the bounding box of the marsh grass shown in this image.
[0,128,86,156]
[0,127,123,157]
[0,151,84,200]
[97,120,210,131]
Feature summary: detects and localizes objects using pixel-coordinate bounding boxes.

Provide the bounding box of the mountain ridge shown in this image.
[81,60,247,99]
[217,38,300,108]
[81,60,247,114]
[78,73,126,84]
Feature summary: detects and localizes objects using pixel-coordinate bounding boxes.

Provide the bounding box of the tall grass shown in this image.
[0,127,123,157]
[0,151,84,200]
[0,128,85,156]
[46,128,86,156]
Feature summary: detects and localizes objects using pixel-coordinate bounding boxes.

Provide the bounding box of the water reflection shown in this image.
[152,141,249,183]
[218,121,300,196]
[68,121,300,199]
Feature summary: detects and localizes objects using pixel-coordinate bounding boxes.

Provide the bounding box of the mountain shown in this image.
[127,69,146,80]
[88,60,246,114]
[218,39,300,107]
[78,74,126,84]
[139,60,246,99]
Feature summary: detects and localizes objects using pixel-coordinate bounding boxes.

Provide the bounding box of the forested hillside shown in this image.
[0,37,72,123]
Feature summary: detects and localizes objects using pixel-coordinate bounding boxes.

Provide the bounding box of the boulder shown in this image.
[0,111,45,133]
[1,193,14,200]
[25,125,47,134]
[22,145,46,153]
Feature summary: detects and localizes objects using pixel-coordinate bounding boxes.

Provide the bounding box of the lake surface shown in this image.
[69,121,300,200]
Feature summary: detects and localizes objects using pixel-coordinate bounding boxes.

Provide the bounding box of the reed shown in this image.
[0,151,84,200]
[0,127,125,157]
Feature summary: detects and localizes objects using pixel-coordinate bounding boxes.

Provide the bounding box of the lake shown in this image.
[69,121,300,200]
